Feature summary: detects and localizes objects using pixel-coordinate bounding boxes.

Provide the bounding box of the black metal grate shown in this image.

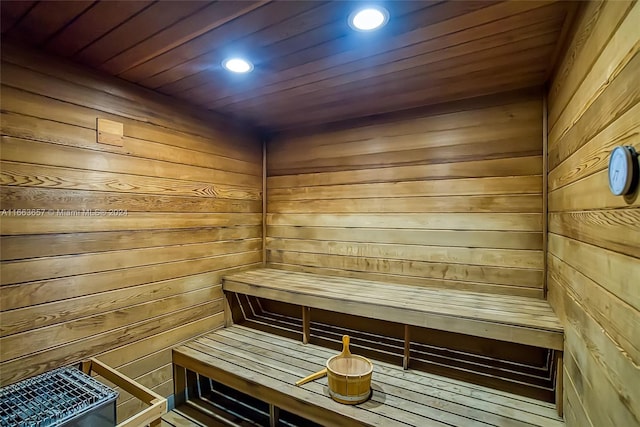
[0,366,118,427]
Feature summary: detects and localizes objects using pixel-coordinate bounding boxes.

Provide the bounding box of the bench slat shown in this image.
[223,268,563,350]
[194,339,450,427]
[174,342,407,426]
[235,270,560,322]
[212,327,559,427]
[196,334,484,427]
[173,326,564,427]
[237,269,551,309]
[230,269,559,318]
[223,326,559,418]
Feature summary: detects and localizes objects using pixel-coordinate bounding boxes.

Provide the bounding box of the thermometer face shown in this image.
[608,146,633,196]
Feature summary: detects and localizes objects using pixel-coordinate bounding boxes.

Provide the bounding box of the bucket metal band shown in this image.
[329,388,371,404]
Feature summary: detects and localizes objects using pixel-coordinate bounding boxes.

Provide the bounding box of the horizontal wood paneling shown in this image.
[0,300,222,386]
[269,194,542,214]
[269,99,543,175]
[266,238,543,269]
[268,251,543,289]
[0,239,261,285]
[0,253,262,311]
[0,187,261,215]
[267,95,544,297]
[0,112,260,185]
[546,2,640,425]
[0,46,260,156]
[269,176,542,199]
[0,226,261,261]
[548,210,639,259]
[0,212,260,235]
[0,43,262,401]
[0,85,260,173]
[0,288,223,362]
[267,226,542,250]
[267,213,542,231]
[268,155,543,188]
[1,279,222,337]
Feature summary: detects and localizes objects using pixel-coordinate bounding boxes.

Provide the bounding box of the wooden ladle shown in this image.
[295,335,350,386]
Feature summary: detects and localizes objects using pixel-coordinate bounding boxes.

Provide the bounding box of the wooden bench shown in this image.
[222,268,565,414]
[173,325,564,427]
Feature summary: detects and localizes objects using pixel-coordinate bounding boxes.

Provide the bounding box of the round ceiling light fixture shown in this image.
[349,7,389,31]
[222,58,253,73]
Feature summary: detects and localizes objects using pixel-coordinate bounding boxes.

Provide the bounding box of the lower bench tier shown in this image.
[173,325,564,427]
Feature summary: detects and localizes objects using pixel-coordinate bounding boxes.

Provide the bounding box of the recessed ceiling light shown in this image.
[222,58,253,73]
[349,7,389,31]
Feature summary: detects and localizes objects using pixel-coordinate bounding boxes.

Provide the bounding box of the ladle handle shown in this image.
[295,368,327,386]
[341,335,351,357]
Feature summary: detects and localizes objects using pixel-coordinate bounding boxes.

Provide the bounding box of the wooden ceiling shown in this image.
[1,1,576,132]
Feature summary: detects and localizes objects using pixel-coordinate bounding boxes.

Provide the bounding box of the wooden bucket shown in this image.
[326,335,373,404]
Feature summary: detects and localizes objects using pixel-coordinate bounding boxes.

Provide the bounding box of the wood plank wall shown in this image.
[545,1,639,426]
[266,92,544,298]
[0,44,262,419]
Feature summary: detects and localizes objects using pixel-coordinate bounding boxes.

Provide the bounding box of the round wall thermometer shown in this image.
[608,146,638,196]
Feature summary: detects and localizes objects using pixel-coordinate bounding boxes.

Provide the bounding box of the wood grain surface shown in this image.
[266,94,544,297]
[0,44,262,401]
[546,2,640,425]
[0,1,576,130]
[173,325,564,426]
[223,268,563,350]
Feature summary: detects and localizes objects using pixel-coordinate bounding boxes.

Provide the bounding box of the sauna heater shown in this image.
[0,366,118,427]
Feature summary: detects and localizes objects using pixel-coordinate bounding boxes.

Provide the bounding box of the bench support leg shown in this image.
[174,364,187,406]
[403,325,410,370]
[187,369,199,399]
[80,360,92,374]
[556,350,564,417]
[224,292,234,327]
[302,306,311,344]
[269,404,280,427]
